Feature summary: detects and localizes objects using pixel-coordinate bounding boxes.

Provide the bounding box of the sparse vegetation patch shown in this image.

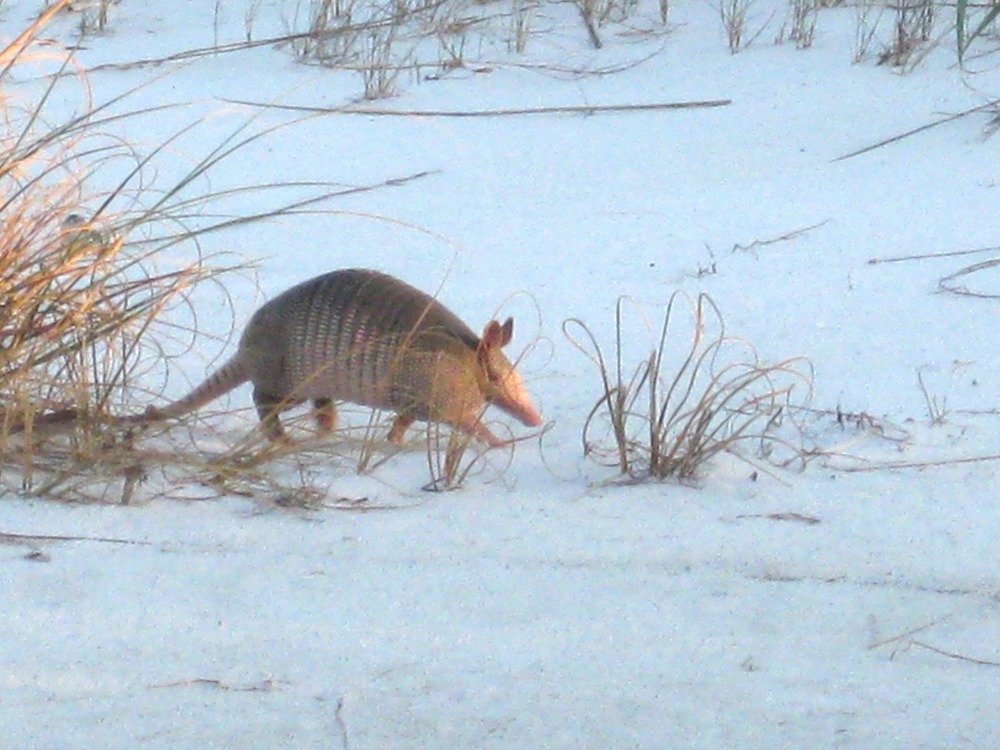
[0,3,405,501]
[565,293,812,483]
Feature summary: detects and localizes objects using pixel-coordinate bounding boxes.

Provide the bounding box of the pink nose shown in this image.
[515,403,543,427]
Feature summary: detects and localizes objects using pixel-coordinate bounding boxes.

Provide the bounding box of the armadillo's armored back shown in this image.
[238,269,480,412]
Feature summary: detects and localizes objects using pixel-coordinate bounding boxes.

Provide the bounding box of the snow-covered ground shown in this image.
[3,1,1000,747]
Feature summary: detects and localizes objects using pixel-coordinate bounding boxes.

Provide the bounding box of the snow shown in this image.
[3,0,1000,747]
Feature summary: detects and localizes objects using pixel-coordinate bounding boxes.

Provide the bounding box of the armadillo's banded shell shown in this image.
[238,269,480,413]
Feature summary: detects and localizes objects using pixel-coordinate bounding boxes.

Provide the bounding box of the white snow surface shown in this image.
[3,1,1000,748]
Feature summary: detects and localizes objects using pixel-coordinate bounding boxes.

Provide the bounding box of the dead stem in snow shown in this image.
[833,99,1000,162]
[224,98,733,117]
[565,292,813,483]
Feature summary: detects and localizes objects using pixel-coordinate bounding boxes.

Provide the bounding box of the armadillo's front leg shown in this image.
[459,414,504,447]
[312,398,337,432]
[469,423,504,447]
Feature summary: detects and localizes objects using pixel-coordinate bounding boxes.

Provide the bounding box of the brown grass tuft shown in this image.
[565,292,812,483]
[0,6,370,501]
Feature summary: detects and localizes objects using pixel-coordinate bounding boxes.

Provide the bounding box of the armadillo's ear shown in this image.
[481,318,514,350]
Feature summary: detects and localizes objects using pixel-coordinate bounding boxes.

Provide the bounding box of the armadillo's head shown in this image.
[477,318,543,428]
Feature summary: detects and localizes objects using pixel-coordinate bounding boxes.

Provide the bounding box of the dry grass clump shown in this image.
[422,419,493,491]
[565,293,812,483]
[876,0,935,67]
[0,21,236,494]
[0,3,356,501]
[285,0,667,98]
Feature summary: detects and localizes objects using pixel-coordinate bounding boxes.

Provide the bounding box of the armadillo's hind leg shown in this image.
[312,398,337,433]
[387,413,416,444]
[253,389,289,441]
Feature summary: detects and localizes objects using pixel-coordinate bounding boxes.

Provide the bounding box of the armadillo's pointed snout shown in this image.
[516,402,543,428]
[492,390,542,429]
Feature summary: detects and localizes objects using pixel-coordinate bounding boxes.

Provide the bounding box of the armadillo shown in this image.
[146,268,542,445]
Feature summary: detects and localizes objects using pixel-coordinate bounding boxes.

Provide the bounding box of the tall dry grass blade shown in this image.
[0,0,73,71]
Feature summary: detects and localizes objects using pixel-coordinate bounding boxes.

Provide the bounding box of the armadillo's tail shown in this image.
[144,354,251,422]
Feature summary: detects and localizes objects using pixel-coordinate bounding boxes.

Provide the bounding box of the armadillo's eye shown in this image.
[486,360,507,385]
